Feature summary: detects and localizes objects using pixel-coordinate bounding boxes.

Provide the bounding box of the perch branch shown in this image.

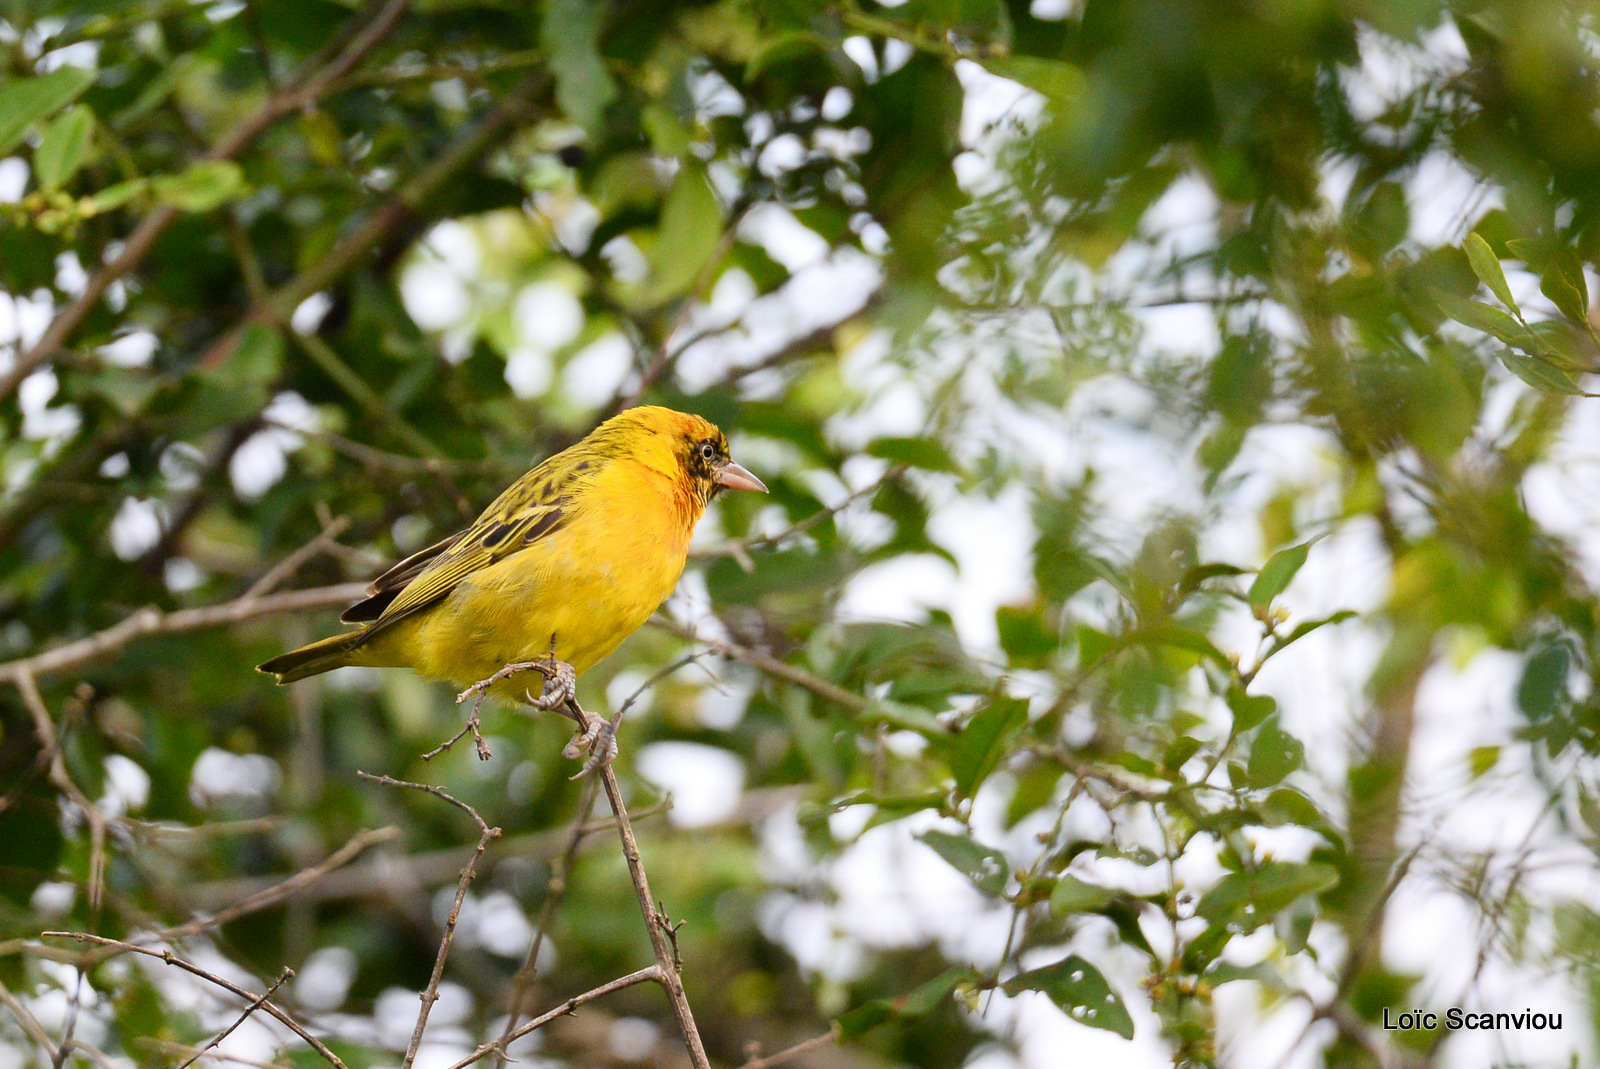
[564,697,713,1069]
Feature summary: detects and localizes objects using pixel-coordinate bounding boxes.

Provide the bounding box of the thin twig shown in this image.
[0,976,60,1060]
[136,1037,292,1069]
[243,516,352,600]
[0,582,368,683]
[15,671,107,923]
[196,68,550,372]
[691,471,898,567]
[565,697,712,1069]
[650,617,870,713]
[132,827,400,951]
[493,779,601,1067]
[444,966,664,1069]
[738,1024,841,1069]
[0,0,414,400]
[175,967,294,1069]
[39,934,350,1069]
[355,773,502,1069]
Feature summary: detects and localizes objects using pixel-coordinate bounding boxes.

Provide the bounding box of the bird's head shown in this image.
[602,406,767,505]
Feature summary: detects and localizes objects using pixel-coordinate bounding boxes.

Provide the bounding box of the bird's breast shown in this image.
[405,464,697,688]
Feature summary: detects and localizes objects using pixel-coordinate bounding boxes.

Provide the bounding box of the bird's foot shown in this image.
[522,657,577,711]
[563,708,621,779]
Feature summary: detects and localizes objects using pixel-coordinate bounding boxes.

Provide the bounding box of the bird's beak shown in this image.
[716,461,768,493]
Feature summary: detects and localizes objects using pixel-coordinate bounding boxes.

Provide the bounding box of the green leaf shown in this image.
[33,105,93,192]
[982,56,1085,106]
[639,160,723,306]
[1247,718,1304,788]
[1540,255,1589,323]
[866,436,959,472]
[917,830,1009,896]
[1050,874,1115,916]
[0,66,96,156]
[543,0,617,131]
[950,696,1027,795]
[1002,955,1134,1039]
[1516,642,1569,720]
[745,32,824,82]
[1464,232,1520,316]
[1225,687,1277,733]
[1282,610,1358,645]
[1496,347,1585,395]
[1467,745,1500,780]
[1197,861,1338,931]
[996,604,1059,669]
[837,968,969,1038]
[1248,541,1310,609]
[84,177,147,215]
[1260,787,1328,831]
[1144,625,1231,666]
[151,160,247,212]
[1162,736,1201,773]
[1434,291,1532,347]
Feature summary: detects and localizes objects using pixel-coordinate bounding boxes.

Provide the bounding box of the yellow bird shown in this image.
[258,406,766,763]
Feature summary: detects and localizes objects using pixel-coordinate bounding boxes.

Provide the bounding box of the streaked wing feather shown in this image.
[358,455,588,633]
[341,532,465,622]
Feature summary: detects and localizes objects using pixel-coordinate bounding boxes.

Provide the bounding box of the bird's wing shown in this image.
[349,452,590,633]
[340,533,464,622]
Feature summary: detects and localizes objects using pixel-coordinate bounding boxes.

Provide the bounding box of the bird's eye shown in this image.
[699,442,717,461]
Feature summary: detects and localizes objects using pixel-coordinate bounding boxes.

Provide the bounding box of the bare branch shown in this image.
[649,617,870,713]
[177,787,792,911]
[175,966,294,1069]
[0,976,60,1060]
[40,934,350,1069]
[0,582,367,683]
[16,672,107,922]
[138,827,401,949]
[444,966,664,1069]
[691,471,897,567]
[355,773,502,1069]
[243,516,352,601]
[738,1024,841,1069]
[137,1037,292,1069]
[564,698,712,1069]
[493,779,601,1066]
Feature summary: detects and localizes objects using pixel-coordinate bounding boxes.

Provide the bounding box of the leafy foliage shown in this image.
[3,1,1600,1068]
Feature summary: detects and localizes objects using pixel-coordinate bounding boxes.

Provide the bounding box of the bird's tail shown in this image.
[257,629,371,684]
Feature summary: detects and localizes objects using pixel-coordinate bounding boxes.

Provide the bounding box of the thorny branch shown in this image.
[355,773,502,1069]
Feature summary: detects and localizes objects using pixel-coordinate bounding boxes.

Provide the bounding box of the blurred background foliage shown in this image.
[2,0,1600,1067]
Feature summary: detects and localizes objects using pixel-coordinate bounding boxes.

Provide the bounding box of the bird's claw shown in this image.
[566,712,620,780]
[525,658,577,711]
